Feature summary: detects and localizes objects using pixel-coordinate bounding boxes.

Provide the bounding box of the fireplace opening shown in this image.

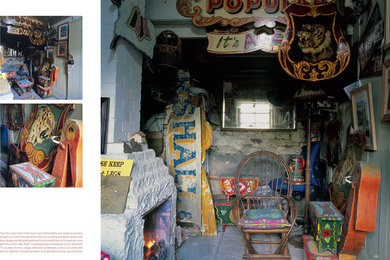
[143,198,173,260]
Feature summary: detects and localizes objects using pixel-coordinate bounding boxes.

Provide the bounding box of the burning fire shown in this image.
[146,240,155,249]
[144,239,167,260]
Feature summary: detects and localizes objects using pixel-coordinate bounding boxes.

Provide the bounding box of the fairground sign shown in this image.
[207,28,284,54]
[2,16,44,36]
[178,0,334,54]
[2,16,43,28]
[176,0,331,27]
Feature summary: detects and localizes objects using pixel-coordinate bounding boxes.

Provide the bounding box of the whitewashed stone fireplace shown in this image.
[101,150,176,260]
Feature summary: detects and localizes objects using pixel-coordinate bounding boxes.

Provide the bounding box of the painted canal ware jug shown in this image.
[288,154,305,184]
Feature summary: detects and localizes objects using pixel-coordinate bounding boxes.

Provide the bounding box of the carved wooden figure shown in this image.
[51,120,82,187]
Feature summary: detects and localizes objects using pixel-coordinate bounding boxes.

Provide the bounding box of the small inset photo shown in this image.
[0,104,82,187]
[0,16,82,100]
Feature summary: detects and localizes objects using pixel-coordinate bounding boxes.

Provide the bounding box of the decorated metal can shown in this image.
[288,154,305,184]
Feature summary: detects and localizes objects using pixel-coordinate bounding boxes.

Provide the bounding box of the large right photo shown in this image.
[100,1,390,260]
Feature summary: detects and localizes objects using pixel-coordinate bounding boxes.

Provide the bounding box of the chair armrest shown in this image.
[281,195,297,227]
[232,196,243,225]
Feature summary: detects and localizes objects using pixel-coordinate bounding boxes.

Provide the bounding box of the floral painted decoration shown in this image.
[322,229,331,237]
[219,177,261,199]
[239,208,291,229]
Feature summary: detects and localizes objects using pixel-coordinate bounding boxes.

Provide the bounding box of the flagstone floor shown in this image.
[176,224,304,260]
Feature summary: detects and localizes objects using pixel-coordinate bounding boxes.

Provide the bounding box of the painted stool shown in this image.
[214,199,235,231]
[10,162,55,187]
[215,177,260,232]
[310,201,344,254]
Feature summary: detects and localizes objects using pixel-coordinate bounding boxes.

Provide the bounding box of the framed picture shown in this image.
[385,0,390,50]
[382,59,390,121]
[357,4,384,77]
[351,83,377,151]
[46,47,54,59]
[58,22,69,40]
[57,41,67,57]
[7,104,24,131]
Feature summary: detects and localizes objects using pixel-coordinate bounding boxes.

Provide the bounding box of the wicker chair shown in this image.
[232,151,297,259]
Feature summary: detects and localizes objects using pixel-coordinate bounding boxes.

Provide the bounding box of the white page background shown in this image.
[0,0,101,259]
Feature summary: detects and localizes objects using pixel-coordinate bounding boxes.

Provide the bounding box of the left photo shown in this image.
[0,16,82,100]
[0,103,82,187]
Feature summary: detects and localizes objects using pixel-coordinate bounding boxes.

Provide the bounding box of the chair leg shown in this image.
[245,233,251,255]
[281,233,288,256]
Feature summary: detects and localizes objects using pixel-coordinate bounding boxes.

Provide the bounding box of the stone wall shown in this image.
[207,124,306,196]
[209,124,306,175]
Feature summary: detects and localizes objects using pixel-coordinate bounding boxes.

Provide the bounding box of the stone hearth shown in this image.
[101,150,176,260]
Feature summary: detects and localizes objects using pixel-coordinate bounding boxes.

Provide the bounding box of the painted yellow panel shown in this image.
[101,159,134,177]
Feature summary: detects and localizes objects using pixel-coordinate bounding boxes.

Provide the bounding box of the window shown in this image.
[239,102,270,128]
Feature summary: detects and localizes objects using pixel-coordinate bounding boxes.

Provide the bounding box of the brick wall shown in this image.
[101,0,144,153]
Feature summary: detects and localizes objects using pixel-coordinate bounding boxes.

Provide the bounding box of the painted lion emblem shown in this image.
[27,106,55,146]
[296,24,334,63]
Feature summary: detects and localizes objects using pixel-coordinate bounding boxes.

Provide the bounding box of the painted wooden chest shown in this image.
[10,162,55,187]
[310,201,344,254]
[36,84,52,98]
[303,235,338,260]
[38,76,51,88]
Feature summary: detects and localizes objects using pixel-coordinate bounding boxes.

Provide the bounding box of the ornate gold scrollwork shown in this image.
[176,0,278,27]
[278,2,350,81]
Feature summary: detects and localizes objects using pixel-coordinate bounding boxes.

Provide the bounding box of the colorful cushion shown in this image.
[219,177,260,197]
[239,208,291,229]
